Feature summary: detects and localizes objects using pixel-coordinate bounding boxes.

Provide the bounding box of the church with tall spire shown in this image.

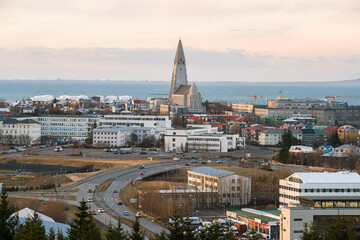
[166,39,204,114]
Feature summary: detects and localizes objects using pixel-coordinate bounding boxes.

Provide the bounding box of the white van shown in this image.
[183,217,202,225]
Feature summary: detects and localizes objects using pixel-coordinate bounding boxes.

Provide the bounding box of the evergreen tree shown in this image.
[67,200,102,240]
[154,231,168,240]
[0,190,18,240]
[207,223,221,240]
[327,132,341,147]
[128,217,145,240]
[106,219,127,240]
[47,228,56,240]
[56,229,66,240]
[223,230,236,240]
[301,222,323,240]
[14,214,47,240]
[326,218,357,240]
[278,129,300,162]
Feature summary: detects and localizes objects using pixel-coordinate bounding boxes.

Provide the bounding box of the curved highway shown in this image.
[71,161,187,236]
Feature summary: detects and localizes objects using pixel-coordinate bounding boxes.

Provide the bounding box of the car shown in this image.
[87,198,93,202]
[139,151,147,155]
[97,208,104,213]
[9,149,18,153]
[103,149,111,152]
[139,165,145,169]
[140,172,144,176]
[150,151,157,155]
[217,160,224,164]
[122,211,129,216]
[113,189,118,193]
[113,151,119,154]
[136,211,143,217]
[201,161,207,164]
[110,148,118,152]
[185,163,190,166]
[118,201,123,205]
[91,210,97,215]
[88,189,93,193]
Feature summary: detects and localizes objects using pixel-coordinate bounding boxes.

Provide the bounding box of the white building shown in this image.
[187,167,251,206]
[93,127,155,147]
[17,115,100,140]
[165,125,240,152]
[0,118,41,144]
[12,207,70,237]
[259,129,302,146]
[99,114,171,136]
[281,207,360,240]
[279,171,360,208]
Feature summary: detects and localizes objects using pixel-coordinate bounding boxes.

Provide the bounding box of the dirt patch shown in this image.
[95,178,114,192]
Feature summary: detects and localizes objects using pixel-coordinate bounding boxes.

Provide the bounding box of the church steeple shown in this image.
[168,39,188,103]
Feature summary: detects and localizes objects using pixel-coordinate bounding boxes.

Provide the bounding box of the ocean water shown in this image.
[0,80,360,105]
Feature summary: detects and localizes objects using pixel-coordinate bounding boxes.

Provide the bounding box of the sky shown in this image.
[0,0,360,82]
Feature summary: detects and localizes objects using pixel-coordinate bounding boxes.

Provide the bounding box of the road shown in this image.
[71,161,189,236]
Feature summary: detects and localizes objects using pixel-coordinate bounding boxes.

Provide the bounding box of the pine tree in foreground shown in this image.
[106,218,128,240]
[14,213,47,240]
[0,190,19,240]
[67,200,102,240]
[128,216,145,240]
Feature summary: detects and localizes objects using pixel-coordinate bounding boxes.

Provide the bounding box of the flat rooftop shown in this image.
[227,208,280,223]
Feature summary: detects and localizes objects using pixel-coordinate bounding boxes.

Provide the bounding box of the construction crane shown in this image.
[228,94,263,105]
[325,93,360,106]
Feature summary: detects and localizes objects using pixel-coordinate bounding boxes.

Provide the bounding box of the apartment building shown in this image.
[0,118,41,144]
[279,171,360,208]
[187,167,251,206]
[99,114,171,136]
[93,127,154,147]
[164,125,241,152]
[338,125,359,143]
[258,129,302,146]
[16,115,100,140]
[308,106,360,126]
[259,129,327,147]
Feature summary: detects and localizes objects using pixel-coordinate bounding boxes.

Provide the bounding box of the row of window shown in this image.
[103,117,166,121]
[280,185,360,193]
[39,118,89,122]
[188,138,220,142]
[280,194,299,201]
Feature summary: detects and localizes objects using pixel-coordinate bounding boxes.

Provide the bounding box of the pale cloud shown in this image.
[0,47,359,82]
[0,0,359,81]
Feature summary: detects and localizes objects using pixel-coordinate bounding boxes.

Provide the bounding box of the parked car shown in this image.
[201,161,207,164]
[9,149,18,153]
[103,149,111,152]
[122,211,129,216]
[136,211,143,217]
[185,163,190,166]
[110,148,118,152]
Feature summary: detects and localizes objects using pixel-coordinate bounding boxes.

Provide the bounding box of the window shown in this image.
[232,179,235,183]
[172,138,175,142]
[294,218,302,221]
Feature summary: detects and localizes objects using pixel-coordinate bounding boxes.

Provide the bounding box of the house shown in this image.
[318,145,336,153]
[335,144,360,155]
[289,145,313,155]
